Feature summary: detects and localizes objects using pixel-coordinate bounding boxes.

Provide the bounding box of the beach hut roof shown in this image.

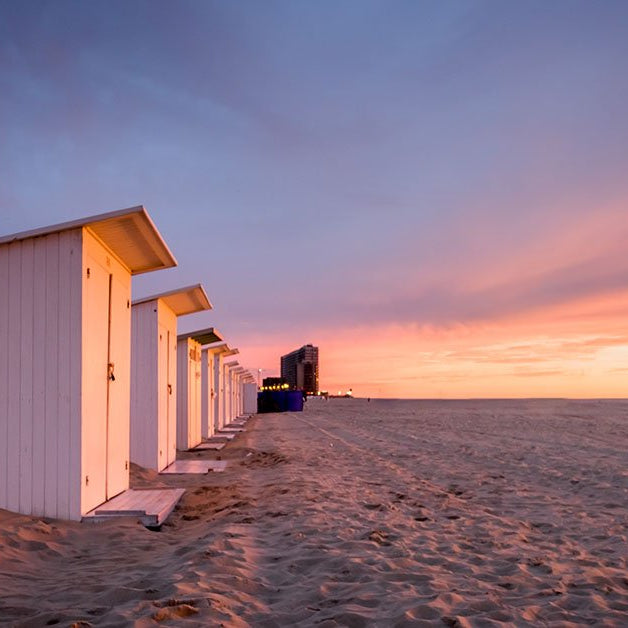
[0,205,177,275]
[178,327,223,346]
[133,284,212,316]
[205,341,239,356]
[224,360,240,368]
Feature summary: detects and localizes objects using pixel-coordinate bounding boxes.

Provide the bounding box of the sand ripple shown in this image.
[1,398,627,625]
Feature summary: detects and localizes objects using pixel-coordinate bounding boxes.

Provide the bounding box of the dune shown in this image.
[1,398,627,625]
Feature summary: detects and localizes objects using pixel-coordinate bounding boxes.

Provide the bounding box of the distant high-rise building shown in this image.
[281,344,319,394]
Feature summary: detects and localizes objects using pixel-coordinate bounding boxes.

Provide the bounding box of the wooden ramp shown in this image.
[220,426,244,433]
[82,488,185,528]
[193,441,225,451]
[161,460,228,474]
[210,432,237,440]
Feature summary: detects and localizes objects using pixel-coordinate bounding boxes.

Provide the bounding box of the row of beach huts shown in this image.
[0,205,257,524]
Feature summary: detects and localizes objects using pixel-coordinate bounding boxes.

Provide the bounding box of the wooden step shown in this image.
[160,460,228,474]
[82,488,186,528]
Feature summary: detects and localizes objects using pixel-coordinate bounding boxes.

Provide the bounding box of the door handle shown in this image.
[168,384,172,395]
[108,362,115,382]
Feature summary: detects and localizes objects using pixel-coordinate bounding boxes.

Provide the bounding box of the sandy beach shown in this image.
[1,398,628,626]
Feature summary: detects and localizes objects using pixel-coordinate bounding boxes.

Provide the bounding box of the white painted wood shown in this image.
[81,230,131,512]
[6,242,21,513]
[43,234,60,518]
[31,240,47,515]
[130,298,178,472]
[176,337,189,448]
[82,488,185,527]
[130,301,158,469]
[0,206,177,274]
[60,228,83,520]
[0,211,171,520]
[213,351,224,431]
[158,320,172,466]
[190,342,201,447]
[193,441,225,450]
[243,382,257,414]
[0,230,82,519]
[201,348,212,439]
[0,244,8,511]
[19,239,34,514]
[161,460,227,474]
[202,346,222,439]
[221,362,230,429]
[107,271,131,499]
[166,321,176,464]
[176,337,202,450]
[81,249,110,512]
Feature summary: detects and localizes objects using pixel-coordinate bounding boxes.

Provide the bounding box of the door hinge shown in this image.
[85,475,89,486]
[125,460,128,470]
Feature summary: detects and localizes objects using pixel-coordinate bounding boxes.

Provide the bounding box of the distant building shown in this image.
[281,344,319,394]
[261,377,289,391]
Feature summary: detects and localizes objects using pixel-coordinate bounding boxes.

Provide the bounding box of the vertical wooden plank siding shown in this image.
[208,352,215,436]
[57,230,80,518]
[68,230,83,519]
[176,337,190,450]
[167,325,177,465]
[201,348,216,439]
[130,300,159,469]
[191,343,201,447]
[32,239,47,515]
[158,303,177,469]
[19,239,34,514]
[213,353,223,431]
[243,383,257,414]
[7,241,22,512]
[201,349,209,439]
[0,244,8,509]
[44,234,60,517]
[0,232,82,519]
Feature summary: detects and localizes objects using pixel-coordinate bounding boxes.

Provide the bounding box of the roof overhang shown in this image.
[177,327,223,345]
[224,361,240,369]
[133,284,212,316]
[204,341,238,356]
[0,206,177,275]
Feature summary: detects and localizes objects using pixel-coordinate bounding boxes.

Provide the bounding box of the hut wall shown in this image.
[1,229,82,520]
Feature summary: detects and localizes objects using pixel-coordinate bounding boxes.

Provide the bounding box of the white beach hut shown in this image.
[176,328,223,450]
[200,333,227,439]
[0,206,176,520]
[223,361,243,424]
[232,366,246,420]
[188,328,223,440]
[243,381,258,415]
[205,342,238,431]
[130,285,212,472]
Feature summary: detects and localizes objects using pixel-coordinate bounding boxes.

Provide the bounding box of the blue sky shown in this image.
[2,1,628,395]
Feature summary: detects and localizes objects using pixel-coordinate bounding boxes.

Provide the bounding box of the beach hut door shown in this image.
[158,326,176,467]
[83,256,129,509]
[105,273,130,500]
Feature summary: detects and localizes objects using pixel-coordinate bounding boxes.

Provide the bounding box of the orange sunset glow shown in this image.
[2,1,628,399]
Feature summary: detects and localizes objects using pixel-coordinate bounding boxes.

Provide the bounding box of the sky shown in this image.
[1,0,628,398]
